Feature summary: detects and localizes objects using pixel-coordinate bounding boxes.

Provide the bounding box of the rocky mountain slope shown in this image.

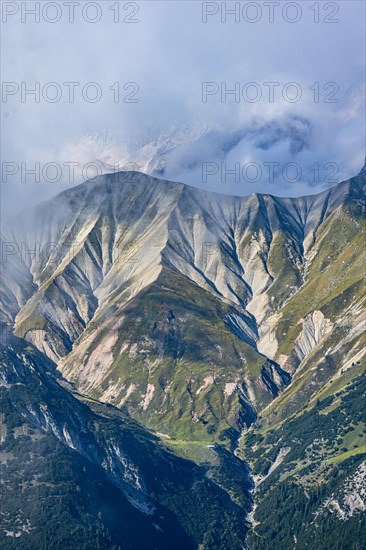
[1,165,365,548]
[0,336,252,549]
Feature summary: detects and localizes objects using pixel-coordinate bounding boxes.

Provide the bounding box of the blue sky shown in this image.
[1,0,365,213]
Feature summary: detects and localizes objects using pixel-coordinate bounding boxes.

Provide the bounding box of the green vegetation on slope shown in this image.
[242,370,366,550]
[62,267,289,445]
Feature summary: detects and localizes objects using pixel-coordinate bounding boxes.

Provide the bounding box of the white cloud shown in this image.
[1,0,365,215]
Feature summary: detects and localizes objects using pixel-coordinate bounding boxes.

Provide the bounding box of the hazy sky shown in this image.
[1,0,365,215]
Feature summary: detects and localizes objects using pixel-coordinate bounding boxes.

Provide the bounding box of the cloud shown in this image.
[1,0,365,215]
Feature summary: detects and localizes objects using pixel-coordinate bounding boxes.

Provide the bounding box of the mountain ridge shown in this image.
[1,165,364,438]
[1,163,365,548]
[6,159,364,227]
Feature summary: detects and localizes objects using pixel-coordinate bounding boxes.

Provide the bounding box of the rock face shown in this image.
[293,310,333,363]
[318,461,366,520]
[1,166,365,441]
